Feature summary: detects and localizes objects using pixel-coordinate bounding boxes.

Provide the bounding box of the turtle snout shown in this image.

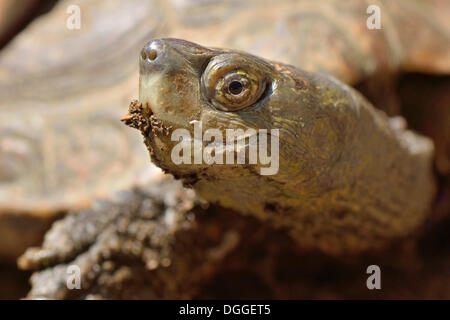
[139,39,168,74]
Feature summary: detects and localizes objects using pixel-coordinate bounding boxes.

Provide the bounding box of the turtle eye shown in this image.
[201,55,266,111]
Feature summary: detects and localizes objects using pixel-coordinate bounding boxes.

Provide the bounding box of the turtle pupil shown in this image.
[229,81,243,95]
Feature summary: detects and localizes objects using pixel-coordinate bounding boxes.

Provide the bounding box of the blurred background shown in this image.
[0,0,448,299]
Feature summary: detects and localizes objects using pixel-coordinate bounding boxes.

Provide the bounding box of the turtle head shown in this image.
[132,39,284,174]
[124,39,436,254]
[125,38,359,213]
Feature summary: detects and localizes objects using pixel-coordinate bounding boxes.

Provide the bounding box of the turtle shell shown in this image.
[0,0,166,215]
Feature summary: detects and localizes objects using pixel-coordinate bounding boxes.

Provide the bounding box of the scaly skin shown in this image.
[18,177,227,299]
[124,39,436,254]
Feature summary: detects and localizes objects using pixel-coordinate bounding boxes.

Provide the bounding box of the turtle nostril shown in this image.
[148,49,157,61]
[141,42,159,63]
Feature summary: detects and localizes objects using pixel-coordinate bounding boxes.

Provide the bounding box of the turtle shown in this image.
[2,0,449,262]
[19,37,450,299]
[124,38,437,255]
[0,0,448,298]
